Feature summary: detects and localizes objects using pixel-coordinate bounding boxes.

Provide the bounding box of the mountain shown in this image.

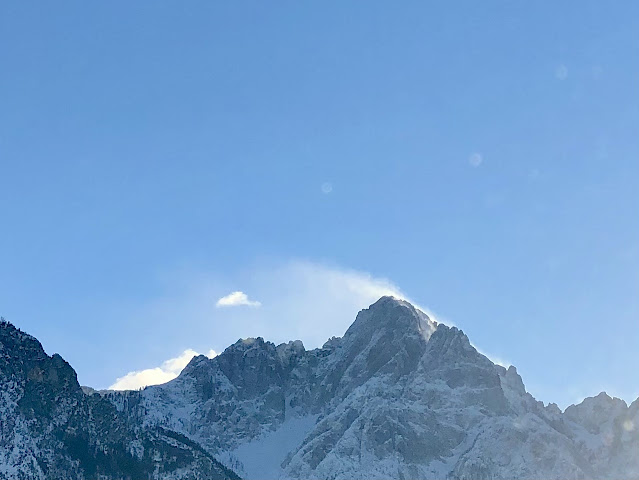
[2,298,638,479]
[0,319,240,480]
[102,297,638,479]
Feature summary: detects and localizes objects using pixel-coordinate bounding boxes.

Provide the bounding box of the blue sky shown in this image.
[1,1,638,408]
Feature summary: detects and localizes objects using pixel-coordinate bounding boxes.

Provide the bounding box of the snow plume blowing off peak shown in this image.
[349,296,438,341]
[104,261,444,391]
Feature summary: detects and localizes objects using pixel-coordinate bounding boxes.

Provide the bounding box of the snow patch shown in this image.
[220,415,318,480]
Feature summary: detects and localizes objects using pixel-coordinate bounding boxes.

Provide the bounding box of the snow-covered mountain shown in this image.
[102,297,639,479]
[0,319,239,480]
[2,297,637,479]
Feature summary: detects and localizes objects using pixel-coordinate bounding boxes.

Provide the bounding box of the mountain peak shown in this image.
[564,391,629,434]
[312,296,439,399]
[369,295,417,311]
[346,295,436,341]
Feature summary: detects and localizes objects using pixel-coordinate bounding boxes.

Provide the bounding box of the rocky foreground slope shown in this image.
[0,319,239,480]
[2,297,638,479]
[104,297,638,479]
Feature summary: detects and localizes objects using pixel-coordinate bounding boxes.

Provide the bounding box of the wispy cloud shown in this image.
[209,260,441,348]
[108,348,217,390]
[216,291,261,308]
[103,260,442,389]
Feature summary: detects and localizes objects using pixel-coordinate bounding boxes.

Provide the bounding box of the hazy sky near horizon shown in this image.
[1,2,638,408]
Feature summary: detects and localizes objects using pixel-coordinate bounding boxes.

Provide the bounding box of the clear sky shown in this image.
[1,1,638,408]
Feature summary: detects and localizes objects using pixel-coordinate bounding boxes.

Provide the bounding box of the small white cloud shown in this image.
[321,182,333,194]
[205,348,217,358]
[469,153,483,167]
[555,64,568,80]
[216,291,261,308]
[108,348,217,390]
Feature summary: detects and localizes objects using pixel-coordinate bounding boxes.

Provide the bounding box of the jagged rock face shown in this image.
[565,392,628,434]
[0,320,240,480]
[105,297,639,479]
[312,297,436,405]
[563,393,639,477]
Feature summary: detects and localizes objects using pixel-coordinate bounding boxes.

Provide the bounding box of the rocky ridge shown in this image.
[105,297,639,479]
[0,318,239,480]
[2,298,637,479]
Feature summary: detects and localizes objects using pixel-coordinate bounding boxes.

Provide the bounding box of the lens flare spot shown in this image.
[469,153,483,167]
[555,64,568,80]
